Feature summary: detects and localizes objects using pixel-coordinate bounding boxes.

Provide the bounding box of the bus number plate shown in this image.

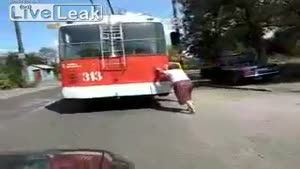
[82,72,103,82]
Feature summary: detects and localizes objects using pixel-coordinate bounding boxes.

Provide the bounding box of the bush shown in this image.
[5,54,25,87]
[183,58,201,70]
[290,46,300,57]
[0,67,17,89]
[4,66,24,88]
[0,54,25,89]
[270,28,300,56]
[167,46,180,61]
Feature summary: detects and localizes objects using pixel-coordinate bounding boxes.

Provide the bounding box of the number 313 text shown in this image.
[82,72,103,82]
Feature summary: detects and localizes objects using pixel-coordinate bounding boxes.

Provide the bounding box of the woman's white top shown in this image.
[163,69,190,83]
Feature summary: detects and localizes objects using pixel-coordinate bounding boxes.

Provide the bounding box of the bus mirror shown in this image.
[170,32,180,46]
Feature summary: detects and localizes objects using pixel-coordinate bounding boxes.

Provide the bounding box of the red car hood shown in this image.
[0,149,134,169]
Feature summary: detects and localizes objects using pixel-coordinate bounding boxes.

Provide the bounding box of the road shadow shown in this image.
[45,96,186,114]
[153,100,187,113]
[155,98,177,102]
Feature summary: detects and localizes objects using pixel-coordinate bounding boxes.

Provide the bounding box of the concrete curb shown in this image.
[191,80,273,92]
[0,86,59,100]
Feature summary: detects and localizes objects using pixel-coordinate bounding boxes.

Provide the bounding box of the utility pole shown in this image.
[172,0,179,33]
[13,20,28,84]
[171,0,184,65]
[14,21,24,54]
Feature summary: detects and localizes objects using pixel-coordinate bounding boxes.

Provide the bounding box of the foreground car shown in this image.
[0,149,134,169]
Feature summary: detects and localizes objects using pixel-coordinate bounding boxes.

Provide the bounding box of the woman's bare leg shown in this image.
[186,100,196,113]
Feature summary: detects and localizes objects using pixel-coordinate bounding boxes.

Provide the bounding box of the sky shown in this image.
[0,0,175,52]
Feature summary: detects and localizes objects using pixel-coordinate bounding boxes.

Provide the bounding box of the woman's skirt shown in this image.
[173,80,193,105]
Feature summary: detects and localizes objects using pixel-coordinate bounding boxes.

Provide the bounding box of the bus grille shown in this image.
[69,71,78,83]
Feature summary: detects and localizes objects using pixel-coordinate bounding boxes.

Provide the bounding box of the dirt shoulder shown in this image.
[0,80,60,99]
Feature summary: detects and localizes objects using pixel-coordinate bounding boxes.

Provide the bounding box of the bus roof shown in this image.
[59,14,162,28]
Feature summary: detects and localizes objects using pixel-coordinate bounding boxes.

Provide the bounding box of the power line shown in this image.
[89,0,97,11]
[89,0,114,15]
[106,0,115,15]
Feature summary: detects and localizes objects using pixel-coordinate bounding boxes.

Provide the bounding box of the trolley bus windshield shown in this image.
[59,22,166,60]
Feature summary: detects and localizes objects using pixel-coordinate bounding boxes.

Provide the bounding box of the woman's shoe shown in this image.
[187,107,195,114]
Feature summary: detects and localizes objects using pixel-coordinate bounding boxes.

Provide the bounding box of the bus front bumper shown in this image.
[62,82,172,99]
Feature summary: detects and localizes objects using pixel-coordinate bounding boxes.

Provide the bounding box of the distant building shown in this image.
[26,64,55,82]
[0,57,7,65]
[0,52,9,65]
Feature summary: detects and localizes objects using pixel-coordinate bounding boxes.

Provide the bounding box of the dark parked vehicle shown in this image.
[0,149,134,169]
[201,52,280,85]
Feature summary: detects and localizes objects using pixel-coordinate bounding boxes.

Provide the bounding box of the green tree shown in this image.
[280,0,300,22]
[25,53,47,65]
[179,0,246,60]
[39,47,57,59]
[179,0,299,63]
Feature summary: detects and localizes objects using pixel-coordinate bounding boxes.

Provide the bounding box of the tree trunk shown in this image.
[244,9,267,65]
[256,42,268,64]
[251,27,268,64]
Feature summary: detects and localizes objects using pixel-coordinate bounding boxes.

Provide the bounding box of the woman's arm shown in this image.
[155,67,164,73]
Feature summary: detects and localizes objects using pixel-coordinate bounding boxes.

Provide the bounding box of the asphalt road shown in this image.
[0,87,300,169]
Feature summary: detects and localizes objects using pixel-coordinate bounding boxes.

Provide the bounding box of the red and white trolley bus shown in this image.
[57,14,172,99]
